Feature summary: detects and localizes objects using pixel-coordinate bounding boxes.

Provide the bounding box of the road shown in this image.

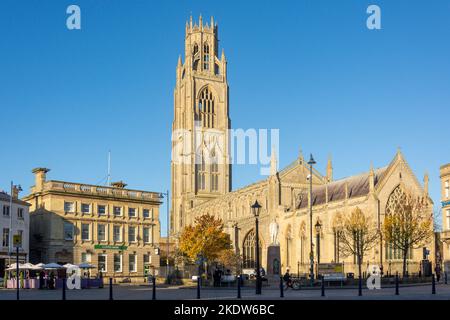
[0,283,449,300]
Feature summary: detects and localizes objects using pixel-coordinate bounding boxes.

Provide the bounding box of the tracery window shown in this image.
[210,149,219,191]
[385,186,412,260]
[203,43,210,70]
[196,152,206,191]
[195,87,215,128]
[243,230,262,269]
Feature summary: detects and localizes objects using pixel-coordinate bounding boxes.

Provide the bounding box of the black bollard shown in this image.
[237,275,241,299]
[445,272,448,285]
[152,276,156,300]
[321,275,325,297]
[109,278,113,300]
[432,274,436,294]
[395,274,399,295]
[279,277,284,298]
[62,278,66,300]
[197,276,201,299]
[358,275,362,296]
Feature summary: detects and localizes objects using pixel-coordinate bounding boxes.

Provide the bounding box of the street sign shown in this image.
[13,234,22,248]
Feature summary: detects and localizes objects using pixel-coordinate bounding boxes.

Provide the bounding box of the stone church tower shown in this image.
[171,16,231,235]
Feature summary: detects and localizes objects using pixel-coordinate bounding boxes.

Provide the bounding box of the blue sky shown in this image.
[1,0,449,235]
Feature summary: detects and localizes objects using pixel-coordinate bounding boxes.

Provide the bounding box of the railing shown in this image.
[44,181,161,201]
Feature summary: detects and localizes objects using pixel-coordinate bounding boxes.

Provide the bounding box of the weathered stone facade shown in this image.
[170,17,434,276]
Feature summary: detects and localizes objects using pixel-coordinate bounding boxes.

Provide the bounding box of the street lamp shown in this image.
[307,154,316,286]
[251,200,262,295]
[315,221,322,265]
[159,190,170,282]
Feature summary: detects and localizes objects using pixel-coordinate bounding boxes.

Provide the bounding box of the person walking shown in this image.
[435,264,442,282]
[283,269,292,290]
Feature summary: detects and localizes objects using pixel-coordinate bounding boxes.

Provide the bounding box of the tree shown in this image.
[337,207,379,280]
[382,189,433,277]
[216,249,242,274]
[179,214,232,269]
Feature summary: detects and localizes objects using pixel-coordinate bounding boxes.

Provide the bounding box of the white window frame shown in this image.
[128,226,136,243]
[143,208,150,219]
[446,181,449,198]
[143,227,150,243]
[114,253,122,272]
[2,228,10,247]
[64,201,75,213]
[81,223,90,241]
[3,205,10,217]
[129,254,137,273]
[97,204,107,215]
[128,207,136,218]
[81,203,91,214]
[17,207,24,219]
[447,209,450,230]
[113,225,122,242]
[97,224,107,242]
[81,252,92,263]
[98,254,107,272]
[113,206,122,216]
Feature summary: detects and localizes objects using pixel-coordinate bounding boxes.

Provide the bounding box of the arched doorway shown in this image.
[242,230,262,269]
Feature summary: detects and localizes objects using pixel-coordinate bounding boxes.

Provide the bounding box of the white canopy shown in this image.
[6,263,27,271]
[63,263,77,269]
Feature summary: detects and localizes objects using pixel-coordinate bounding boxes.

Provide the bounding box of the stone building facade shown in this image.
[23,168,162,282]
[440,163,450,272]
[170,16,434,276]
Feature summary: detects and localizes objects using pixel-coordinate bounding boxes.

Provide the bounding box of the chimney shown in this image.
[32,168,50,192]
[111,181,127,189]
[12,185,22,199]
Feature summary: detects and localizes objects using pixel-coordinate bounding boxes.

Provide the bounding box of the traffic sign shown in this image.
[13,234,22,248]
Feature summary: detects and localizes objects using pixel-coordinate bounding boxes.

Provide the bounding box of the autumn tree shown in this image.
[382,188,433,277]
[179,214,232,272]
[337,207,379,280]
[216,249,242,274]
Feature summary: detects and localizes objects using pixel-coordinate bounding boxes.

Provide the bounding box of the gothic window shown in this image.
[214,63,220,75]
[195,87,215,128]
[203,43,210,70]
[210,148,219,191]
[196,152,206,191]
[333,229,341,263]
[193,43,200,71]
[384,185,412,260]
[243,230,262,269]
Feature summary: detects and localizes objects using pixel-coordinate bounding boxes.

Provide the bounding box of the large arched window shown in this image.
[243,230,262,269]
[203,43,210,70]
[195,87,215,128]
[385,185,412,260]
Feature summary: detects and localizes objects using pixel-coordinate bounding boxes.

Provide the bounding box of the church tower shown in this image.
[171,16,231,235]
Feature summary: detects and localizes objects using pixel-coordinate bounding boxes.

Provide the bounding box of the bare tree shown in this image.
[337,207,379,279]
[382,189,433,277]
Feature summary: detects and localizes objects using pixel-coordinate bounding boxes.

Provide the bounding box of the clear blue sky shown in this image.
[1,0,449,235]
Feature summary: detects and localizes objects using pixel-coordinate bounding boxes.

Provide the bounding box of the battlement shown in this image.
[185,15,217,36]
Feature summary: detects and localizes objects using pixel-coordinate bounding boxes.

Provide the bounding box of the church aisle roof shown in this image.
[296,166,388,209]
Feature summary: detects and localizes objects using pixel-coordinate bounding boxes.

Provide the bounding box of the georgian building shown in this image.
[170,16,434,276]
[440,163,450,272]
[0,187,30,276]
[23,168,162,282]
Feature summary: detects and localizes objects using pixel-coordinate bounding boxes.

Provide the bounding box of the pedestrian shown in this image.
[283,269,292,290]
[435,264,441,282]
[39,270,45,290]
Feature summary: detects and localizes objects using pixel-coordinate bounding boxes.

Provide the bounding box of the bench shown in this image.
[322,273,346,287]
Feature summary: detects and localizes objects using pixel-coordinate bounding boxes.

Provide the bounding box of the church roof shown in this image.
[296,166,388,209]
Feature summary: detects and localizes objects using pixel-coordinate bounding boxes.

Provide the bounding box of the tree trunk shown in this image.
[402,248,408,278]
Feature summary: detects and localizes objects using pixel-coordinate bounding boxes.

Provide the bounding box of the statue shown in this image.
[269,218,279,245]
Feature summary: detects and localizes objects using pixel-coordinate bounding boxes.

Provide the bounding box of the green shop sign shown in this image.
[94,244,128,250]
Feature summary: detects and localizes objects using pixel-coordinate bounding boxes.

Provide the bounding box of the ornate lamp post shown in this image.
[315,220,322,265]
[251,200,262,295]
[307,154,316,286]
[159,190,170,281]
